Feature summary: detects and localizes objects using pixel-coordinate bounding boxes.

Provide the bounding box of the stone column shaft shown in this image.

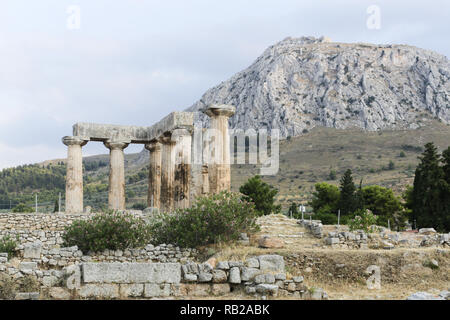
[104,140,130,210]
[160,135,176,213]
[205,105,235,194]
[62,136,87,213]
[173,128,192,209]
[145,141,162,208]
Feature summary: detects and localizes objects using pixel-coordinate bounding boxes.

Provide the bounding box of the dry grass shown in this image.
[208,214,450,300]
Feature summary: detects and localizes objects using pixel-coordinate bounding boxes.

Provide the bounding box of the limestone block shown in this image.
[82,262,181,284]
[212,270,227,283]
[258,236,284,248]
[198,272,213,282]
[19,262,37,272]
[49,287,71,300]
[79,284,119,299]
[65,264,81,289]
[245,258,259,268]
[240,267,262,281]
[258,255,285,272]
[255,284,278,296]
[216,261,230,270]
[119,284,144,297]
[325,237,339,245]
[228,267,241,284]
[23,242,42,259]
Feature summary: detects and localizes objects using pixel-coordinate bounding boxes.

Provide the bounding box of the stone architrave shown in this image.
[62,136,88,213]
[104,139,130,210]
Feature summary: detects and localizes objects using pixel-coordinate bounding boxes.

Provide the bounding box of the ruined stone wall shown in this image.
[0,252,328,300]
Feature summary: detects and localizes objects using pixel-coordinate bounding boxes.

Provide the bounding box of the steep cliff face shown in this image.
[187,36,449,137]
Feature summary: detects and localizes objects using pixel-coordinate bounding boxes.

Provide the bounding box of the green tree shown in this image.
[411,142,446,232]
[12,203,34,213]
[239,175,281,216]
[440,147,450,231]
[310,182,340,215]
[338,169,358,216]
[288,202,299,218]
[362,185,407,230]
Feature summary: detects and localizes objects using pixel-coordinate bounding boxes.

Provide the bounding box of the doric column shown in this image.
[62,136,88,213]
[160,134,176,213]
[172,128,192,209]
[204,104,235,193]
[104,139,130,210]
[145,141,162,209]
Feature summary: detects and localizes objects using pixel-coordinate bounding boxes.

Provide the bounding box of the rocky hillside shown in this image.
[187,36,449,137]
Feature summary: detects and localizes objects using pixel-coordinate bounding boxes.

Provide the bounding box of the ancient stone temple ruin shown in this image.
[62,105,235,213]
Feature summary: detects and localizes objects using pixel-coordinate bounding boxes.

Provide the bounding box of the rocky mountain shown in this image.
[187,36,450,138]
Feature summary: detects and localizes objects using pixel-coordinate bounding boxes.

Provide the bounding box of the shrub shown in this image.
[62,210,152,253]
[149,191,260,248]
[314,212,338,225]
[131,202,147,210]
[12,203,34,213]
[0,235,18,258]
[348,209,378,233]
[0,274,17,300]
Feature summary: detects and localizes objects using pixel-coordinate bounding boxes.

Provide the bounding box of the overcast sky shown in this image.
[0,0,448,169]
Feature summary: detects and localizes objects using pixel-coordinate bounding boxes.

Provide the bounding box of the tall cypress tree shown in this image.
[412,142,445,231]
[440,147,450,231]
[338,169,357,216]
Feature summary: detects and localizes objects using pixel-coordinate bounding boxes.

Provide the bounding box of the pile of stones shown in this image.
[324,231,368,249]
[298,220,323,238]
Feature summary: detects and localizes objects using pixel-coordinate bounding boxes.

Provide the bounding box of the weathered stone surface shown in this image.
[188,37,450,138]
[23,242,42,259]
[198,272,213,282]
[240,267,261,282]
[19,262,37,271]
[229,267,241,284]
[255,284,278,295]
[419,228,437,235]
[245,258,259,268]
[79,284,120,298]
[212,270,227,283]
[211,284,231,296]
[82,262,181,284]
[65,264,81,289]
[216,261,230,270]
[258,255,285,272]
[258,236,285,248]
[49,287,71,300]
[119,284,144,297]
[144,283,171,297]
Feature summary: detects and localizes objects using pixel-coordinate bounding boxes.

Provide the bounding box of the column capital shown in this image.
[145,141,162,152]
[171,128,192,138]
[104,139,130,150]
[204,104,235,118]
[159,134,176,145]
[62,136,88,147]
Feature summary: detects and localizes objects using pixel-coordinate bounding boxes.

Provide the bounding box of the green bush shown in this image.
[0,235,18,258]
[314,212,338,225]
[62,210,152,253]
[12,203,34,213]
[149,191,260,248]
[348,209,378,233]
[131,202,147,210]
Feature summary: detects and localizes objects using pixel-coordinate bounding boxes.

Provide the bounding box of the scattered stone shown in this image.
[258,236,285,249]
